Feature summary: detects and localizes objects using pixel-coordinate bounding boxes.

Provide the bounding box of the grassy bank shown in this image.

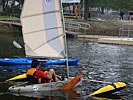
[0,16,17,18]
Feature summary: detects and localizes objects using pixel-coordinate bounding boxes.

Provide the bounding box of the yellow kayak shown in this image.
[89,82,126,96]
[6,73,27,82]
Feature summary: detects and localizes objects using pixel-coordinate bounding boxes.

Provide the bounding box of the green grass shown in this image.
[0,16,17,18]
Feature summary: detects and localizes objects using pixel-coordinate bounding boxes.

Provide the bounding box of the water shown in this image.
[0,32,133,99]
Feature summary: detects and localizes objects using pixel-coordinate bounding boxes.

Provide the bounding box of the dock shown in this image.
[77,34,133,46]
[98,37,133,46]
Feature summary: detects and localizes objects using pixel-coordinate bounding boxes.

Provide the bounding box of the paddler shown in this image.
[26,60,61,84]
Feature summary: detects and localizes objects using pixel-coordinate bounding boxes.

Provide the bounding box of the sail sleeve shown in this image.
[21,0,65,58]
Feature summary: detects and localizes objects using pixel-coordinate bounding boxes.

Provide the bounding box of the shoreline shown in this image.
[66,19,133,46]
[0,19,133,46]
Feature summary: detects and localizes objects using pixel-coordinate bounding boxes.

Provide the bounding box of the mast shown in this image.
[60,0,69,78]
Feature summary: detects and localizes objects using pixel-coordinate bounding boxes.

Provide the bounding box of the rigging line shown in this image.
[21,10,61,18]
[23,27,63,35]
[33,34,64,51]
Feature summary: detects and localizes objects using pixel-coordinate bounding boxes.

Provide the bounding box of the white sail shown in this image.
[21,0,65,58]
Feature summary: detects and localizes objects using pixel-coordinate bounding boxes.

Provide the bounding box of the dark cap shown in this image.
[31,60,40,68]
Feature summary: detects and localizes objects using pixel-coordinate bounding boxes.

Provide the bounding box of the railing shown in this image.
[119,24,133,37]
[65,21,90,34]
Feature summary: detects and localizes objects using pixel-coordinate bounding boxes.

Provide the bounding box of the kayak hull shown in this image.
[89,82,126,96]
[10,90,67,98]
[8,78,82,92]
[0,58,78,65]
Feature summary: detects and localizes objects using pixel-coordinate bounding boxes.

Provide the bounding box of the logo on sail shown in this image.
[45,0,52,5]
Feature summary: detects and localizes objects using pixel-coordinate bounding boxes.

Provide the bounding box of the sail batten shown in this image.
[23,27,63,35]
[21,0,65,58]
[32,34,64,51]
[21,10,62,19]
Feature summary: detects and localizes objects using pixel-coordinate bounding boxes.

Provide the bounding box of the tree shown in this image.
[84,0,89,20]
[16,0,24,9]
[0,0,9,12]
[90,0,133,12]
[0,0,24,16]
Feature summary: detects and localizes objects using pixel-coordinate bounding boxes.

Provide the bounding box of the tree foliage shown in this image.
[90,0,133,11]
[0,0,24,17]
[1,0,133,18]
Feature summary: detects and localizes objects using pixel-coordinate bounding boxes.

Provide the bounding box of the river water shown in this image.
[0,32,133,100]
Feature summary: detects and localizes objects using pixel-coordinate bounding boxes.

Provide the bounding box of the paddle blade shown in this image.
[61,73,83,90]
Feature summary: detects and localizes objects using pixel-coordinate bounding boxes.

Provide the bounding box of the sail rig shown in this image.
[21,0,66,59]
[21,0,69,78]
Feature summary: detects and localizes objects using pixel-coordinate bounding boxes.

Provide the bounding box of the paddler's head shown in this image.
[31,60,40,69]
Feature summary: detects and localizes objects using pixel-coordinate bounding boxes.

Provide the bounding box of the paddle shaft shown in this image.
[83,79,112,84]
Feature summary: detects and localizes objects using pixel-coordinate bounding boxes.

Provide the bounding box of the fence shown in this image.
[119,24,133,37]
[65,20,90,34]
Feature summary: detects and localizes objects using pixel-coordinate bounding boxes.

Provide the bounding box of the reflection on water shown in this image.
[68,38,133,100]
[0,32,133,99]
[8,90,81,100]
[90,93,123,100]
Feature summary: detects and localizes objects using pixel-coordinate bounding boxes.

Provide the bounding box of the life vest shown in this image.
[26,68,38,84]
[26,68,48,84]
[26,68,36,76]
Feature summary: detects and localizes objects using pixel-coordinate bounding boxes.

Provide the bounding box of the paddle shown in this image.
[13,41,22,49]
[61,72,83,90]
[87,79,112,84]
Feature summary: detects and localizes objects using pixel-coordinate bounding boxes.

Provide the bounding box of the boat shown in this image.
[8,77,82,92]
[89,82,126,96]
[9,89,81,99]
[0,58,78,65]
[8,0,83,92]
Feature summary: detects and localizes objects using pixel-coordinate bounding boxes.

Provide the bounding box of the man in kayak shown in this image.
[26,60,60,84]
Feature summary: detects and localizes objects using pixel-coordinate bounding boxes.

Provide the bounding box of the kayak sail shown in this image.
[21,0,70,78]
[21,0,66,58]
